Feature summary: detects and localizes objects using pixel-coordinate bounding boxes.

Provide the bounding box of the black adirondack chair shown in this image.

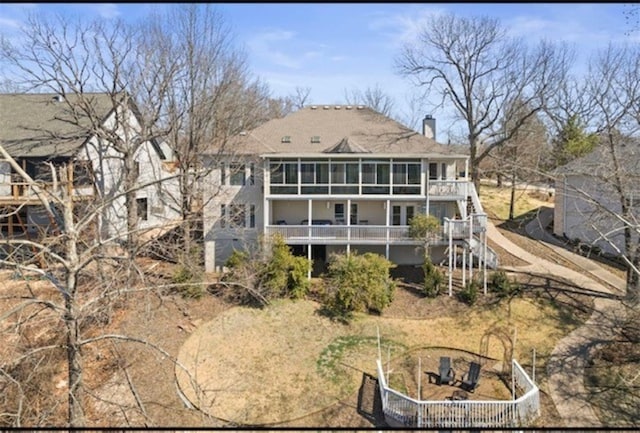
[460,361,481,392]
[437,356,455,385]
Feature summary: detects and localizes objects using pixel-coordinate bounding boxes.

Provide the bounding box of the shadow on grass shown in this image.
[495,205,627,273]
[356,372,387,427]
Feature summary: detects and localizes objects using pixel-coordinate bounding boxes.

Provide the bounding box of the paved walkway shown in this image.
[486,209,627,427]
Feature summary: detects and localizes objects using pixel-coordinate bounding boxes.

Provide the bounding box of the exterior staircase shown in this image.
[463,183,499,269]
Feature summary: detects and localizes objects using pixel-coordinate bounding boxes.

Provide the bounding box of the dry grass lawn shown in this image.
[176,288,586,426]
[478,182,554,222]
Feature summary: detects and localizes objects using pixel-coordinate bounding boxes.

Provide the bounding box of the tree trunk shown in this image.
[180,169,193,257]
[508,170,516,221]
[63,181,84,426]
[624,221,640,304]
[124,153,139,257]
[469,136,481,194]
[65,294,84,427]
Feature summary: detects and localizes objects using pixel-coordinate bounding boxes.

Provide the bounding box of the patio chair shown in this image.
[437,356,455,385]
[460,361,481,392]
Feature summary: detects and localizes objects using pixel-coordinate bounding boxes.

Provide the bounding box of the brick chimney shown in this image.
[422,114,436,140]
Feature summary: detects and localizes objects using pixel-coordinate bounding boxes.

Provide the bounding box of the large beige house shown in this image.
[203,105,496,277]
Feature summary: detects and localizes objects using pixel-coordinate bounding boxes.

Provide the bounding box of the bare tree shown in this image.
[491,100,548,220]
[138,5,279,266]
[624,3,640,35]
[554,43,640,302]
[344,83,396,117]
[395,13,573,190]
[290,86,312,110]
[0,13,194,427]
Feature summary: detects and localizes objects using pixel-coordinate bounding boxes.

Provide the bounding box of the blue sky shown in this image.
[0,3,636,141]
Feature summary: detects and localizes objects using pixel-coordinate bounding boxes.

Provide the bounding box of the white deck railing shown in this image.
[0,182,94,201]
[427,180,468,197]
[377,359,540,428]
[443,215,487,238]
[265,225,434,243]
[266,220,489,244]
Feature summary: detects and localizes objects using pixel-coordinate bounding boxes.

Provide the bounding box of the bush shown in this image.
[489,270,520,298]
[225,249,249,269]
[422,257,444,297]
[259,238,311,300]
[222,236,312,306]
[408,214,441,241]
[458,278,480,305]
[172,263,205,299]
[322,252,396,320]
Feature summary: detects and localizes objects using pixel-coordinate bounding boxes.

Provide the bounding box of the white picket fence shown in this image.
[376,358,540,428]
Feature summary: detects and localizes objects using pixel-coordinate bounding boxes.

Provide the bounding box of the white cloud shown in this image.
[368,6,447,48]
[87,3,121,19]
[248,29,331,70]
[248,29,303,69]
[0,16,21,29]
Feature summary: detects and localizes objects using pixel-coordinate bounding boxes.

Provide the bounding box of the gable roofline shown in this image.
[0,91,167,160]
[207,104,458,157]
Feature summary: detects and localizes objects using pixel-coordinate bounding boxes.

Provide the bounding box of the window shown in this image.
[270,163,283,184]
[441,163,447,179]
[346,163,358,183]
[270,161,298,194]
[408,164,420,184]
[249,204,256,228]
[393,162,420,185]
[392,205,401,226]
[362,163,375,184]
[230,204,245,227]
[230,163,245,186]
[248,163,254,185]
[220,162,226,185]
[330,163,345,184]
[377,164,390,184]
[220,204,226,228]
[136,198,148,221]
[429,163,438,180]
[301,163,315,184]
[393,164,407,184]
[350,203,358,225]
[311,136,321,143]
[133,161,140,179]
[406,206,415,225]
[335,203,345,224]
[73,161,93,186]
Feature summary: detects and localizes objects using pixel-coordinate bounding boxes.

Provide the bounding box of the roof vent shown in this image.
[356,105,364,110]
[281,135,291,143]
[334,105,341,109]
[345,106,353,110]
[53,95,64,103]
[311,136,321,143]
[310,105,317,110]
[323,105,330,110]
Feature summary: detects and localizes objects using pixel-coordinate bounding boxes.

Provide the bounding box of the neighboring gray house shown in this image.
[202,105,496,277]
[553,139,640,256]
[0,92,180,240]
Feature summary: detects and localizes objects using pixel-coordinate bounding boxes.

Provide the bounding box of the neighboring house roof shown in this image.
[0,93,117,158]
[218,105,462,157]
[554,138,640,179]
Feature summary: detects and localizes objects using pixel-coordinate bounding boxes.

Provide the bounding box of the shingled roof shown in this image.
[555,137,640,178]
[0,93,115,158]
[222,105,460,157]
